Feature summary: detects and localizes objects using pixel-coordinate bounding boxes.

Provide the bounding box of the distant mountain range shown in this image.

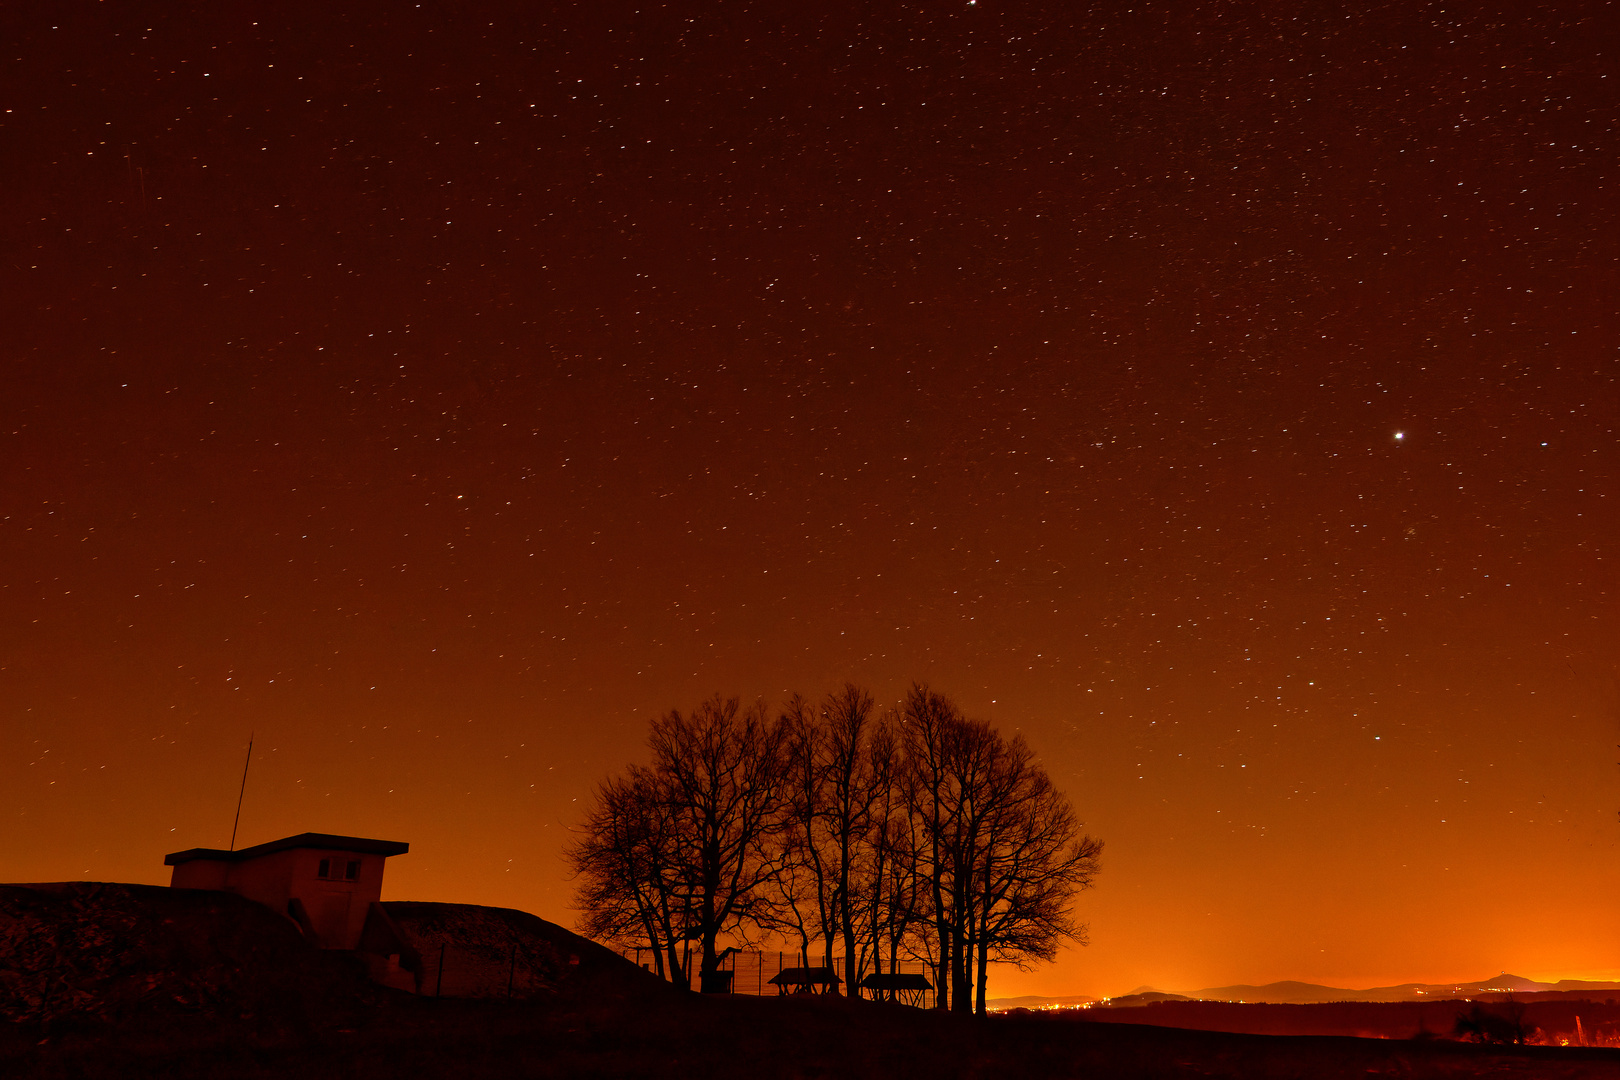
[988,973,1620,1010]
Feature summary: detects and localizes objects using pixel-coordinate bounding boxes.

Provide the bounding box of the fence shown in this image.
[619,948,936,1008]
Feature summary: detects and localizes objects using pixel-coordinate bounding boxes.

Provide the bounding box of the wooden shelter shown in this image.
[768,966,841,995]
[859,971,933,1007]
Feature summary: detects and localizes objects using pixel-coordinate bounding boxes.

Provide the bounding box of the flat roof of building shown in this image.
[164,832,409,865]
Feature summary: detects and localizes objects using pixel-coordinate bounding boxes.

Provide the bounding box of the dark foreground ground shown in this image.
[9,991,1620,1080]
[4,883,1619,1079]
[1071,996,1620,1043]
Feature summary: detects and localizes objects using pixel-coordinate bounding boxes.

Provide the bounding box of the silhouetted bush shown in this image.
[1453,1000,1536,1045]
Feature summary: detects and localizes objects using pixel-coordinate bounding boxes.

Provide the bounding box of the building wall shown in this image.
[273,848,388,948]
[170,846,390,949]
[170,859,231,890]
[224,848,302,915]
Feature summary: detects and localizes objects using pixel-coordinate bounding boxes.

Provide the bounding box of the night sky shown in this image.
[4,1,1617,999]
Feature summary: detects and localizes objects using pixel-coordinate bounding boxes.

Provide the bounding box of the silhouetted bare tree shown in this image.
[822,685,880,995]
[565,768,684,981]
[781,684,880,994]
[859,712,919,984]
[970,739,1103,1013]
[899,684,1102,1013]
[571,683,1101,1007]
[650,695,789,993]
[898,684,967,1010]
[780,694,838,975]
[764,827,822,969]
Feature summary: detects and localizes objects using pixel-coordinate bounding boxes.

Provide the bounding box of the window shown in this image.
[317,856,360,882]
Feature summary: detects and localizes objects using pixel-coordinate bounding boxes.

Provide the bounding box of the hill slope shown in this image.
[380,899,663,1000]
[0,882,381,1028]
[0,883,663,1029]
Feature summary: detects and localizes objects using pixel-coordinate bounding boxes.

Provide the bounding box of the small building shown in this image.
[768,966,841,995]
[165,832,408,951]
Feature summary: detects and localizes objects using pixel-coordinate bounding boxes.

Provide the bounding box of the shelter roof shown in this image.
[860,973,933,990]
[769,966,841,985]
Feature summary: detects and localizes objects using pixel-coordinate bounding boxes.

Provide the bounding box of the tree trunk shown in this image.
[975,938,990,1015]
[700,917,723,993]
[932,874,950,1010]
[868,843,885,997]
[973,882,991,1014]
[950,869,973,1013]
[662,895,682,987]
[840,873,857,998]
[639,910,665,979]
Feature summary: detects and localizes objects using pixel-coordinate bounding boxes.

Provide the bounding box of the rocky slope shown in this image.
[0,883,660,1030]
[380,900,661,1000]
[0,881,380,1028]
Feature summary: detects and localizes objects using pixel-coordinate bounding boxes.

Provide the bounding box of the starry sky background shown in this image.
[4,0,1618,998]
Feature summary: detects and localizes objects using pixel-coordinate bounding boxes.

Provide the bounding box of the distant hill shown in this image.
[1106,991,1195,1006]
[1191,980,1397,1004]
[988,990,1191,1010]
[989,973,1620,1011]
[1189,974,1620,1004]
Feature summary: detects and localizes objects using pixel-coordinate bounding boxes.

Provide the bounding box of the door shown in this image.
[313,891,353,948]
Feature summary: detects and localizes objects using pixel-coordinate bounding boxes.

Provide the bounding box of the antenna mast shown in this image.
[229,733,254,851]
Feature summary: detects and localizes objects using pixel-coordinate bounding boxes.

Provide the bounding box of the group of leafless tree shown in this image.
[565,683,1103,1014]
